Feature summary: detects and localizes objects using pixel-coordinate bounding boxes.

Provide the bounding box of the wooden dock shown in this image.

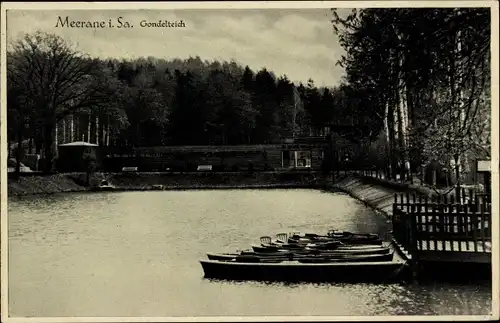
[391,191,492,279]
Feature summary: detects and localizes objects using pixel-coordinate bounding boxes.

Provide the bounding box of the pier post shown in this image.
[409,213,420,281]
[410,259,419,282]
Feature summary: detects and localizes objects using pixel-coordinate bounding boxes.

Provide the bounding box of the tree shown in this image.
[275,76,297,139]
[121,68,169,147]
[8,29,353,167]
[7,31,107,172]
[253,69,279,143]
[204,70,243,144]
[93,69,131,146]
[6,85,28,175]
[331,8,491,193]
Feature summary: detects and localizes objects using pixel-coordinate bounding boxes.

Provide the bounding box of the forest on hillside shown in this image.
[6,8,492,181]
[7,31,376,172]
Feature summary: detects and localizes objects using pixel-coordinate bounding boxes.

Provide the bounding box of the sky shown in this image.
[6,9,348,87]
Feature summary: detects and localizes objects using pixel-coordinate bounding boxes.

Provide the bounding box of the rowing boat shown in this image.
[209,247,390,260]
[208,245,390,261]
[251,241,385,253]
[288,236,383,246]
[200,249,407,283]
[206,252,393,262]
[273,231,383,246]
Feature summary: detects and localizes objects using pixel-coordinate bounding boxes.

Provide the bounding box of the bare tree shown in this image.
[7,31,106,173]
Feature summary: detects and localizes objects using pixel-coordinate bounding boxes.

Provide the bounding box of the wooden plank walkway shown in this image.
[392,239,491,264]
[417,240,491,253]
[391,191,492,266]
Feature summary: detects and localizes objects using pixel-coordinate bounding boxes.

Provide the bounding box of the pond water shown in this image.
[8,189,492,317]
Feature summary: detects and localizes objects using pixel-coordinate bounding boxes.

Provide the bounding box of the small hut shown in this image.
[57,141,99,172]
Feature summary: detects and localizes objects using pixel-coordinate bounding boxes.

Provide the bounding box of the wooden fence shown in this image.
[392,192,491,261]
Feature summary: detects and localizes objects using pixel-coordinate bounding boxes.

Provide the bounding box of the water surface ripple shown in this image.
[8,190,492,317]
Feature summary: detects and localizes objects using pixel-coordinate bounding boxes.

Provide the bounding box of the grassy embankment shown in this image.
[331,173,484,218]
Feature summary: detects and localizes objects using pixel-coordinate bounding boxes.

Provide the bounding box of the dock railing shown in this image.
[392,192,491,264]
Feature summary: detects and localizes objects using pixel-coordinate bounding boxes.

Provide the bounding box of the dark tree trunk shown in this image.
[35,129,43,154]
[35,140,42,154]
[43,123,54,173]
[98,117,105,147]
[89,112,97,144]
[15,119,24,175]
[15,140,22,175]
[29,138,33,154]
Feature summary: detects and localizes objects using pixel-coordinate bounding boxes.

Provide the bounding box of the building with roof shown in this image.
[57,141,100,172]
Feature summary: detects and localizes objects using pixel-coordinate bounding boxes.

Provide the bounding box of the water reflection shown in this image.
[8,189,491,317]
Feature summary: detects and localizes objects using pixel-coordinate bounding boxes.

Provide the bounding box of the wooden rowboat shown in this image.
[296,253,393,263]
[200,251,407,283]
[207,252,393,263]
[207,246,391,261]
[280,231,383,246]
[288,236,383,246]
[251,242,385,253]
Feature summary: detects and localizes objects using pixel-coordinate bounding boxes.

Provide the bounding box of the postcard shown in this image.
[1,1,498,322]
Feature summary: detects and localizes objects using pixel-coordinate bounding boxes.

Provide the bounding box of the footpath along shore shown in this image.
[331,172,485,219]
[331,175,399,218]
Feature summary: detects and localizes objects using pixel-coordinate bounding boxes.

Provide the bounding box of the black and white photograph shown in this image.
[1,1,498,321]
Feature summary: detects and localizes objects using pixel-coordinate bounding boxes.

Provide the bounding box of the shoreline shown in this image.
[330,175,412,219]
[101,183,324,191]
[7,172,326,198]
[7,172,414,210]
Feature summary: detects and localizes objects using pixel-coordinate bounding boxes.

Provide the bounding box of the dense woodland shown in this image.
[7,8,492,185]
[331,8,491,186]
[7,33,370,171]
